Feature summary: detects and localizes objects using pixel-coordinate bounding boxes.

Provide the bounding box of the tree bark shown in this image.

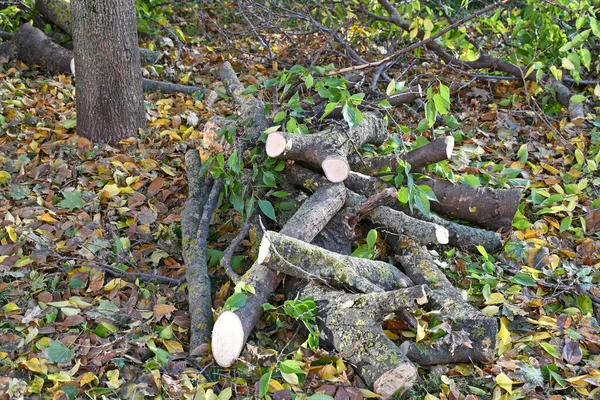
[211,183,346,367]
[258,231,413,293]
[71,0,145,144]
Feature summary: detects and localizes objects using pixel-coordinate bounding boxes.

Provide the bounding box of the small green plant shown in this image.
[351,229,379,259]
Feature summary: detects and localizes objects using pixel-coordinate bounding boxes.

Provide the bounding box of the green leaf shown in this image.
[342,103,363,128]
[241,85,258,95]
[540,342,559,358]
[433,93,448,115]
[366,229,377,249]
[280,359,305,375]
[397,187,409,204]
[321,102,338,119]
[512,273,536,287]
[46,341,75,363]
[259,371,272,397]
[559,216,572,232]
[273,111,287,123]
[58,190,85,211]
[460,174,481,187]
[416,118,430,132]
[577,294,593,316]
[517,144,528,163]
[386,78,396,96]
[258,199,276,221]
[224,293,248,311]
[9,185,30,200]
[62,119,77,129]
[570,95,585,103]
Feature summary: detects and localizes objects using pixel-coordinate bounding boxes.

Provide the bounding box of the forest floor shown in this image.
[1,1,600,400]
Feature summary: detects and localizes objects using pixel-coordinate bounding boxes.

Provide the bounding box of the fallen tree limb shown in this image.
[258,230,413,293]
[284,165,450,245]
[344,171,504,252]
[266,112,387,182]
[0,23,208,94]
[211,183,346,367]
[418,178,521,232]
[348,135,454,175]
[288,283,429,397]
[181,150,220,350]
[395,242,498,364]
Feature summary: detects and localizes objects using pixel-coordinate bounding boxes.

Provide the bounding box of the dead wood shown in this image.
[266,112,388,182]
[181,150,221,350]
[348,136,454,175]
[211,183,346,367]
[418,178,521,232]
[258,231,413,292]
[284,165,450,246]
[0,24,207,94]
[288,283,429,397]
[395,242,498,364]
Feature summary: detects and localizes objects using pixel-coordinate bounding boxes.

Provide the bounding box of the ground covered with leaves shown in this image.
[1,1,600,399]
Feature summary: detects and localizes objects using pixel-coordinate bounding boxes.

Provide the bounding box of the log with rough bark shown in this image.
[395,242,498,364]
[258,231,413,293]
[0,24,208,95]
[266,112,387,182]
[283,166,450,245]
[418,178,521,232]
[286,283,429,397]
[181,150,221,350]
[348,135,454,175]
[211,183,346,367]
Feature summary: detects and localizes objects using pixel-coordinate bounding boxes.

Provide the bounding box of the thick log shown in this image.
[283,166,450,245]
[550,77,585,124]
[344,171,504,252]
[396,243,498,364]
[266,112,388,182]
[288,283,429,397]
[211,183,346,367]
[348,136,454,175]
[258,231,413,293]
[419,178,521,232]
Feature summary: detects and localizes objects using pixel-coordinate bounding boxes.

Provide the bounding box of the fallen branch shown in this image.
[258,231,413,292]
[182,150,221,350]
[289,283,429,397]
[395,242,498,364]
[211,183,346,367]
[266,112,388,182]
[348,135,454,175]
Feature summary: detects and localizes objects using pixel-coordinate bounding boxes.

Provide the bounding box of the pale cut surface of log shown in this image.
[212,183,346,367]
[258,231,413,292]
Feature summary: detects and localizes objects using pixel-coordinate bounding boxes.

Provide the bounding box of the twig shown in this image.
[221,216,254,283]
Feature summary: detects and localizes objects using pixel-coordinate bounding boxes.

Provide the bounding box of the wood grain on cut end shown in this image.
[257,234,272,264]
[322,158,350,183]
[373,363,418,398]
[211,311,245,367]
[445,136,454,159]
[435,226,449,244]
[265,132,288,157]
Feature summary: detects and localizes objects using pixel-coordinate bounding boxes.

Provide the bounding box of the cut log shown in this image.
[550,77,585,124]
[348,136,454,175]
[258,231,413,292]
[288,283,429,397]
[418,178,521,232]
[211,183,346,367]
[344,171,505,251]
[283,165,450,246]
[395,243,498,364]
[266,112,388,182]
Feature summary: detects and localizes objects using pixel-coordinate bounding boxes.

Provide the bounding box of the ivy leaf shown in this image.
[46,341,75,363]
[58,190,85,211]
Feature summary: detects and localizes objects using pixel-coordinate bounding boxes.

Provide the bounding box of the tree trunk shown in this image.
[71,0,145,144]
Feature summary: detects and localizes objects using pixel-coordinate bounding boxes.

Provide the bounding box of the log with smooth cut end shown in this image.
[211,311,245,367]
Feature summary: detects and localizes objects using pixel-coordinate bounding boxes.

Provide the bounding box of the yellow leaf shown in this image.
[424,394,441,400]
[106,369,123,389]
[6,225,17,242]
[163,339,184,353]
[104,278,127,291]
[154,304,178,318]
[46,371,71,389]
[268,379,285,392]
[79,372,98,387]
[102,184,121,197]
[319,364,337,380]
[358,388,382,398]
[485,293,505,305]
[497,317,511,355]
[38,213,58,223]
[481,305,500,316]
[336,357,347,374]
[496,372,513,393]
[416,321,426,342]
[3,303,19,312]
[383,329,400,340]
[21,358,48,374]
[161,165,176,176]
